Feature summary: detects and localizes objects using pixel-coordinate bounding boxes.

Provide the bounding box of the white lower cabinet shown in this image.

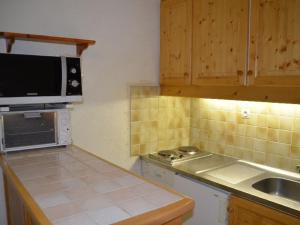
[0,167,7,225]
[174,173,229,225]
[141,160,230,225]
[141,160,175,188]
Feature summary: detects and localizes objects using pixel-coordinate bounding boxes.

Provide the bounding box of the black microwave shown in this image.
[0,53,82,105]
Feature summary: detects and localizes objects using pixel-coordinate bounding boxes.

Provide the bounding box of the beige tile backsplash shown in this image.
[190,98,300,172]
[130,86,190,156]
[130,86,300,172]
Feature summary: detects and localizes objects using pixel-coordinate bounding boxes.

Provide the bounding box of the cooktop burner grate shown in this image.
[178,146,199,155]
[149,146,211,165]
[158,150,179,157]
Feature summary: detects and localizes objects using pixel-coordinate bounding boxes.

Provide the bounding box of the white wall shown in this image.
[0,0,160,170]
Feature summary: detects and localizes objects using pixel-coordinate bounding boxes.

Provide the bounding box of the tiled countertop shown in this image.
[1,146,192,225]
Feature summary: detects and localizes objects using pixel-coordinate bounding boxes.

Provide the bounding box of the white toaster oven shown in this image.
[0,109,71,152]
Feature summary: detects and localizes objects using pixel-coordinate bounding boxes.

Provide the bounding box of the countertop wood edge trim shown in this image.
[0,31,96,46]
[0,155,52,225]
[113,198,194,225]
[0,31,96,56]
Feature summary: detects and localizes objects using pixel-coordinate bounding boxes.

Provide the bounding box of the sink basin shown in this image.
[252,178,300,202]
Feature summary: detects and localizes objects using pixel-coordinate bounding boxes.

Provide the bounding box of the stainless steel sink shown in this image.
[252,178,300,202]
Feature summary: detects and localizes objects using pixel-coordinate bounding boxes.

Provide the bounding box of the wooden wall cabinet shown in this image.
[160,0,192,86]
[192,0,249,86]
[248,0,300,87]
[228,196,300,225]
[160,0,300,100]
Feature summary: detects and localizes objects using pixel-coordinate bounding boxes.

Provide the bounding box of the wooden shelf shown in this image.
[0,31,96,56]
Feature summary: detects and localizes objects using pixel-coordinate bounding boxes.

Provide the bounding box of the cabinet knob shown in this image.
[247,70,253,76]
[184,72,189,77]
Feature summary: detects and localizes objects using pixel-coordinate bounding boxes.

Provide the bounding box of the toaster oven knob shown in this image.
[70,68,77,74]
[70,80,80,87]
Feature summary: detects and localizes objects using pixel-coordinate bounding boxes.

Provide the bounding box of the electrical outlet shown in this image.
[241,109,250,119]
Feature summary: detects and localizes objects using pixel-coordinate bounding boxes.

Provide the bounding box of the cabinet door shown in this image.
[229,196,300,225]
[261,219,285,225]
[192,0,249,86]
[248,0,300,86]
[160,0,192,86]
[229,207,261,225]
[174,174,229,225]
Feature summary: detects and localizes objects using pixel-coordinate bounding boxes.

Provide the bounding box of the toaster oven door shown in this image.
[1,111,57,151]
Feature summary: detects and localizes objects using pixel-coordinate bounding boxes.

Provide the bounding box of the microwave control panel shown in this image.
[66,57,82,96]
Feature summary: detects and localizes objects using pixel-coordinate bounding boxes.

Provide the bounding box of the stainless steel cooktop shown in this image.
[149,146,212,165]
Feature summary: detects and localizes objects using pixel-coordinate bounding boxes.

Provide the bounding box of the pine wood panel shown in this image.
[230,207,261,225]
[164,217,182,225]
[4,174,40,225]
[261,219,285,225]
[160,0,192,86]
[192,0,248,86]
[2,163,52,225]
[249,0,300,86]
[4,175,26,225]
[0,32,95,45]
[228,196,300,225]
[160,85,300,104]
[114,200,190,225]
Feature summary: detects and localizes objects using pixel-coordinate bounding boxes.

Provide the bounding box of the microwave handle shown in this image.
[0,116,4,151]
[61,56,67,97]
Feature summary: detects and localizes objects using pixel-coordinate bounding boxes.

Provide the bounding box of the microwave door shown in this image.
[0,54,62,97]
